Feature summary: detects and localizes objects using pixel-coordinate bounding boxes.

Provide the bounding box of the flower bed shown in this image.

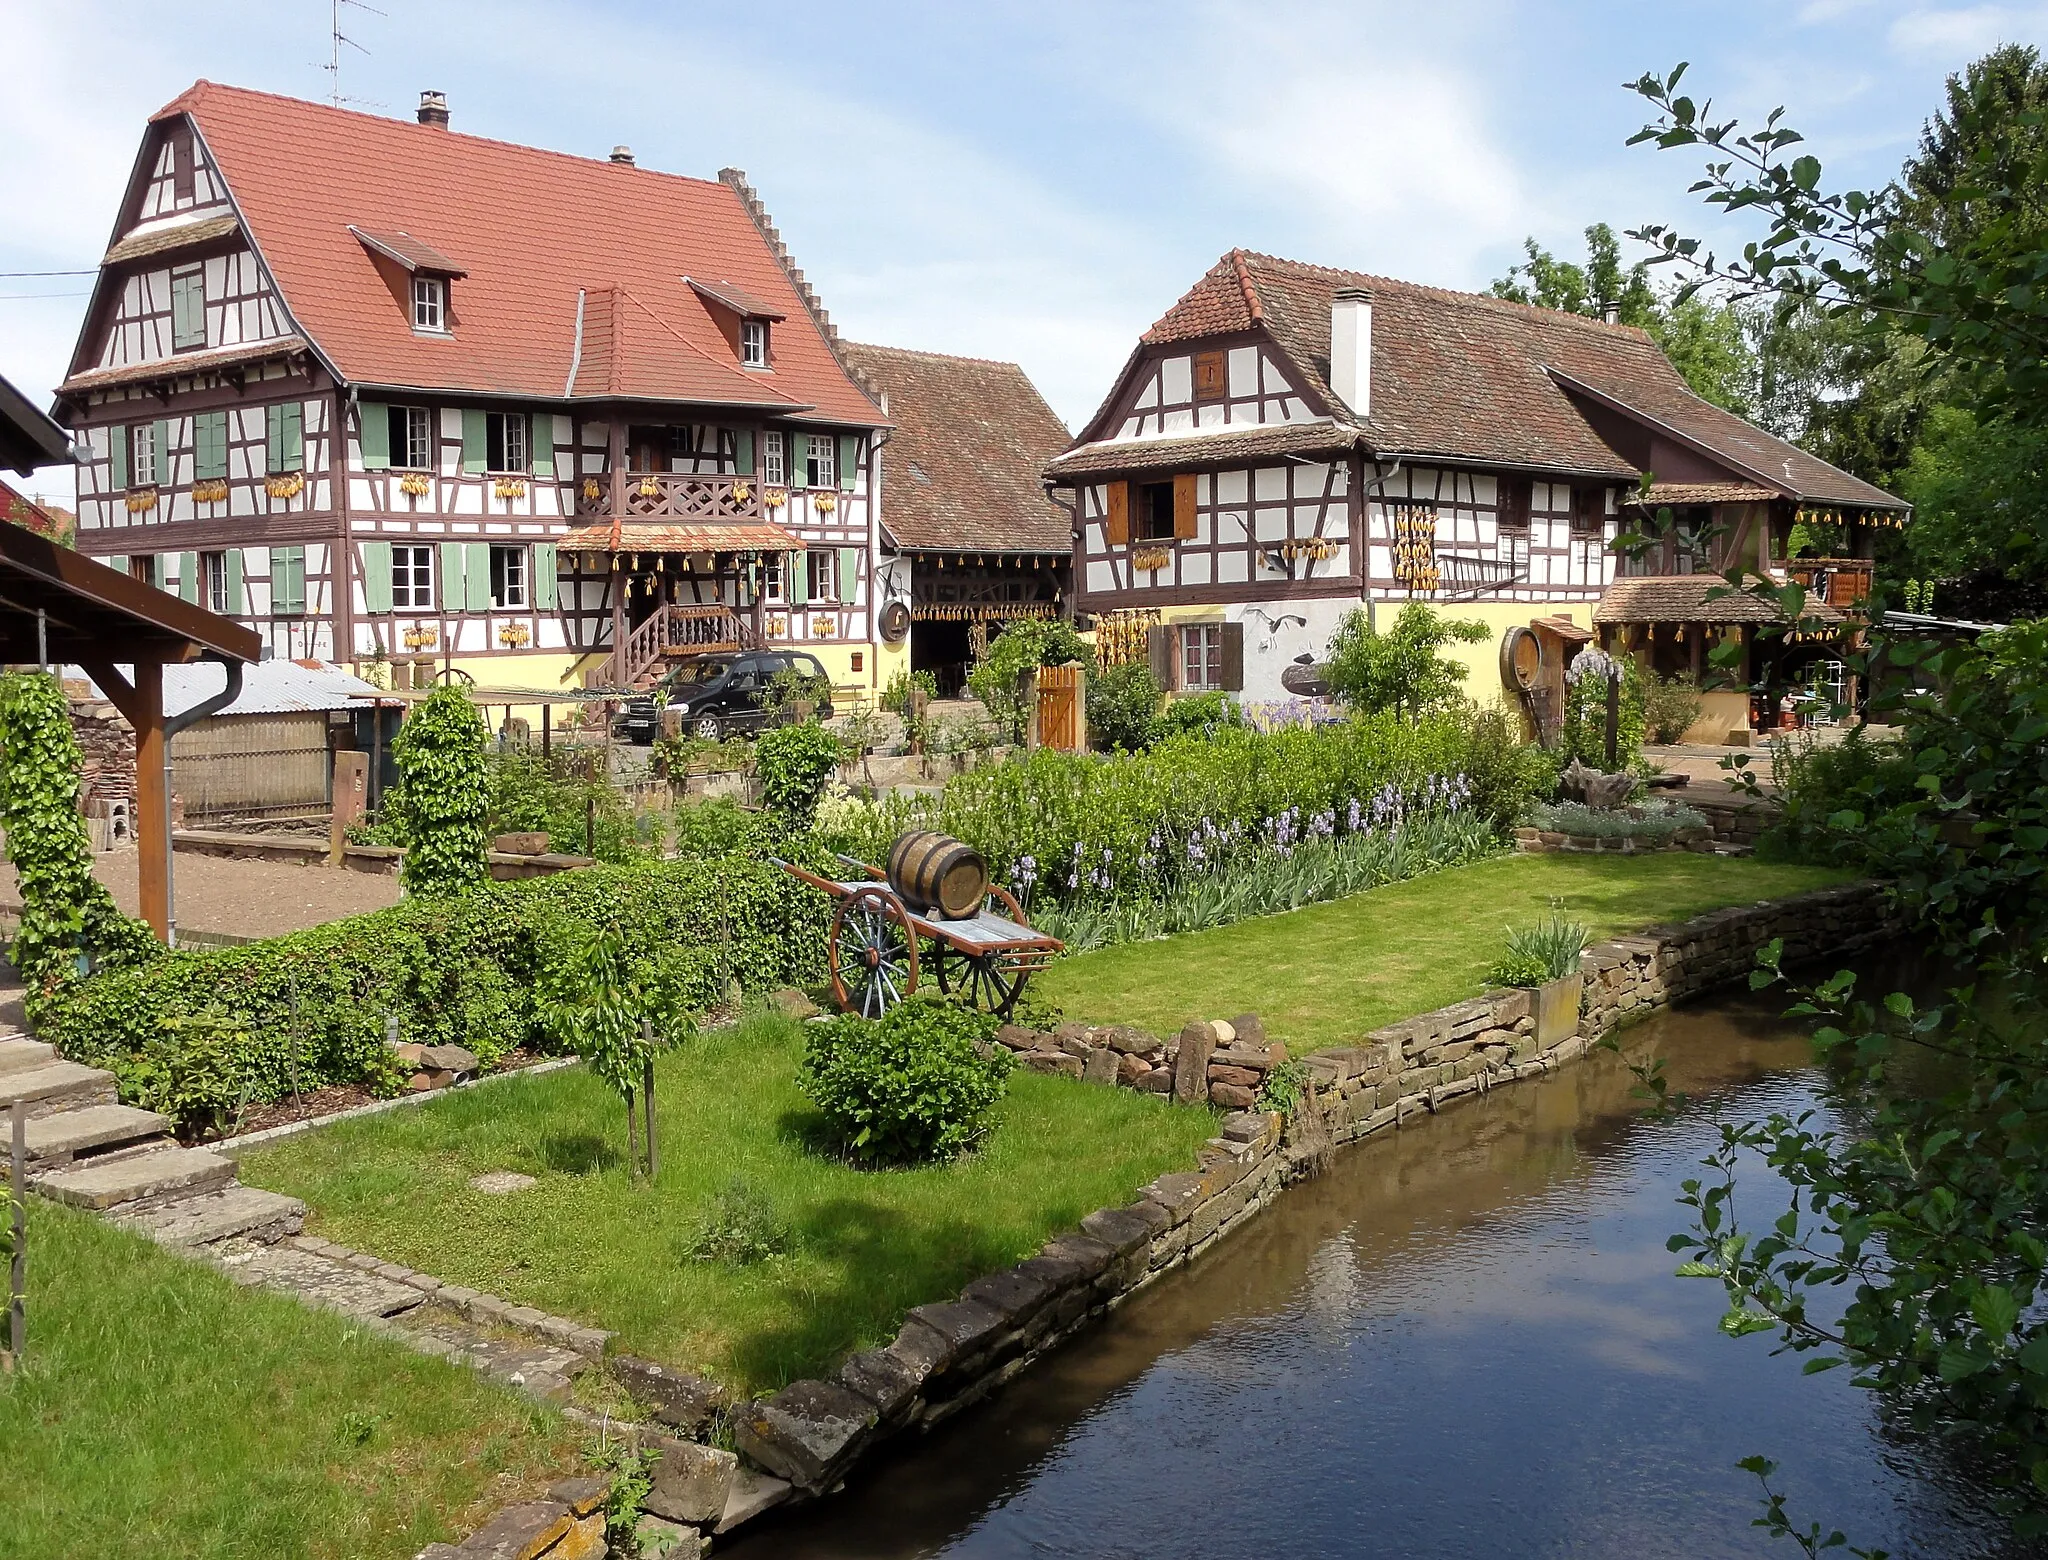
[1515,798,1713,854]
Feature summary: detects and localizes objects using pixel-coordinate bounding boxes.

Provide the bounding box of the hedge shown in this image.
[31,851,832,1120]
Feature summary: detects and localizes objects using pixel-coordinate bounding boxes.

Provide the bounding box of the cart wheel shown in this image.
[829,888,919,1019]
[941,953,1024,1020]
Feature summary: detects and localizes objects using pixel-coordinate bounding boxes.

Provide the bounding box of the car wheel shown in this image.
[691,714,722,741]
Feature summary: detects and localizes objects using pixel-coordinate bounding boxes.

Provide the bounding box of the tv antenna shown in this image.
[322,0,387,108]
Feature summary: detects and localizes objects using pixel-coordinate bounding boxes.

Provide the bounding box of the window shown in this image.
[392,545,433,609]
[170,269,206,351]
[389,405,433,469]
[1180,624,1224,692]
[1193,350,1226,402]
[741,319,768,367]
[130,555,157,588]
[1570,485,1606,534]
[1497,528,1529,575]
[806,549,837,602]
[1136,481,1176,541]
[171,131,195,202]
[485,411,527,473]
[762,430,786,486]
[1673,513,1710,575]
[201,551,230,614]
[412,275,447,332]
[761,554,785,603]
[129,423,159,487]
[489,545,527,608]
[805,435,836,489]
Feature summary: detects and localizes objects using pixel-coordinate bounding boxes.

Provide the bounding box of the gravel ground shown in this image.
[0,846,401,941]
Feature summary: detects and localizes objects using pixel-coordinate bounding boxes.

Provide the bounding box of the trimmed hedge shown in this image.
[31,852,832,1120]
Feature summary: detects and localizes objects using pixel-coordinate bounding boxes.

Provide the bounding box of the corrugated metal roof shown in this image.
[69,658,383,717]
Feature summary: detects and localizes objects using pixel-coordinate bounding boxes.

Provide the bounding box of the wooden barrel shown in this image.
[887,831,988,920]
[1499,625,1542,692]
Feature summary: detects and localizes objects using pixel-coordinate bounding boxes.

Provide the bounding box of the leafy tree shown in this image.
[1085,660,1161,752]
[389,684,491,897]
[1897,405,2048,587]
[754,720,844,830]
[1323,603,1487,719]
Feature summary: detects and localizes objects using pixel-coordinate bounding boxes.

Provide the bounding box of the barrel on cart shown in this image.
[886,831,989,920]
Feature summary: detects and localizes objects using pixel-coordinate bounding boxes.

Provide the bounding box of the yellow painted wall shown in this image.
[1431,599,1594,708]
[1683,690,1751,746]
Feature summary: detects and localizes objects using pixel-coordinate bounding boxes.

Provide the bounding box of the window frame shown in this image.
[806,436,836,490]
[489,544,528,609]
[200,551,229,615]
[806,548,838,603]
[129,423,158,488]
[762,430,786,486]
[1179,624,1224,692]
[740,319,768,367]
[411,275,448,333]
[1136,480,1177,541]
[391,405,434,470]
[761,554,786,603]
[391,544,435,610]
[484,411,527,474]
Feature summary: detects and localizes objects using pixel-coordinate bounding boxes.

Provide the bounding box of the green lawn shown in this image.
[1037,852,1856,1052]
[241,1012,1215,1396]
[0,1203,576,1560]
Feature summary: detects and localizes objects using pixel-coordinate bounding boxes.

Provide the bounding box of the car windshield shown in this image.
[668,661,730,689]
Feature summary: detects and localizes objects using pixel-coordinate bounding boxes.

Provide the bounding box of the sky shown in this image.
[4,0,2045,509]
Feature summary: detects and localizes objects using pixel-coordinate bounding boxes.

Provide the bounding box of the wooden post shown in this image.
[625,1085,639,1184]
[132,662,170,941]
[541,702,552,760]
[369,699,385,817]
[330,750,368,866]
[641,1028,658,1182]
[1604,671,1620,770]
[7,1099,23,1372]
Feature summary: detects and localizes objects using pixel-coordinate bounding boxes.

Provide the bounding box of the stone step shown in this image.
[116,1185,306,1249]
[209,1240,427,1320]
[32,1144,237,1211]
[23,1103,169,1165]
[0,1060,118,1119]
[0,1036,55,1075]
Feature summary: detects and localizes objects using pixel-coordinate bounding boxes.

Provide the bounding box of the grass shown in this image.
[241,1011,1216,1396]
[0,1203,577,1560]
[1036,852,1855,1052]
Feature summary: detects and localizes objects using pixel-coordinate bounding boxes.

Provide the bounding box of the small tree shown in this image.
[968,619,1092,742]
[390,684,491,897]
[754,721,844,830]
[1324,604,1489,719]
[1085,660,1162,752]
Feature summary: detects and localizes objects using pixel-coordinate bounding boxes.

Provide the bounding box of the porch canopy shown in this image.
[0,521,259,942]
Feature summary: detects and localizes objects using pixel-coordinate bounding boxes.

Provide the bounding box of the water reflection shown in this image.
[726,985,2018,1559]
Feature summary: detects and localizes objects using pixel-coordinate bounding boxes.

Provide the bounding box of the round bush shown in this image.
[798,996,1012,1164]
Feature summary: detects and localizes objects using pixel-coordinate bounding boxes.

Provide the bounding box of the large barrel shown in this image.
[887,831,989,920]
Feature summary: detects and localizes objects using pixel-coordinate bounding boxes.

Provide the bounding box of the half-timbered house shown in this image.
[1047,251,1905,737]
[54,83,892,705]
[838,343,1072,696]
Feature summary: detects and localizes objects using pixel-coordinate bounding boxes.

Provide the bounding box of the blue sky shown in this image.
[4,0,2044,506]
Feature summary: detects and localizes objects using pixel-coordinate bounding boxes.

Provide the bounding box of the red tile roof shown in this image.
[349,227,467,277]
[147,82,881,424]
[839,343,1071,554]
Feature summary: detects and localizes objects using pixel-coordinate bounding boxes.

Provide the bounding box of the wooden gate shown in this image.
[1036,664,1082,752]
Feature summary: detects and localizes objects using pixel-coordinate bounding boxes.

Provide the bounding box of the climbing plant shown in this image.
[0,670,155,991]
[389,684,491,897]
[754,721,844,830]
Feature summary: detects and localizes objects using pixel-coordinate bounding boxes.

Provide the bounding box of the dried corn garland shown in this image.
[1392,503,1441,592]
[1092,608,1160,667]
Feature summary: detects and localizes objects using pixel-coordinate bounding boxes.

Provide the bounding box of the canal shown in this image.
[726,981,2021,1559]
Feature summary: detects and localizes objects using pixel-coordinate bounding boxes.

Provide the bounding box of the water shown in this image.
[726,984,2022,1559]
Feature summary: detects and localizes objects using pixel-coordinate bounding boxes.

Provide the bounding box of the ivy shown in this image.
[754,721,844,829]
[0,671,156,992]
[389,685,491,898]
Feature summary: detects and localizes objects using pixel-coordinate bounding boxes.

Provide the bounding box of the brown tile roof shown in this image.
[1594,575,1844,625]
[1627,481,1781,506]
[349,226,467,277]
[839,342,1072,554]
[1046,420,1360,478]
[133,82,882,423]
[686,277,786,321]
[102,214,242,266]
[557,517,803,554]
[60,336,311,394]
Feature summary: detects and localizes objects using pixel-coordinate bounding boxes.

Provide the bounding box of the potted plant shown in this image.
[1486,915,1589,1049]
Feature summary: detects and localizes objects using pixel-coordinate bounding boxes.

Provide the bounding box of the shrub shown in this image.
[1522,798,1708,841]
[487,747,654,864]
[755,721,844,828]
[390,685,492,896]
[1643,672,1706,744]
[1086,660,1162,752]
[968,619,1092,741]
[681,1178,792,1264]
[1558,649,1647,769]
[1455,704,1559,831]
[1485,916,1589,987]
[1324,603,1489,718]
[799,996,1012,1164]
[1756,726,1918,865]
[1150,691,1243,744]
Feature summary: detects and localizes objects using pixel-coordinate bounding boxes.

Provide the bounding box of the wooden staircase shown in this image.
[600,603,762,691]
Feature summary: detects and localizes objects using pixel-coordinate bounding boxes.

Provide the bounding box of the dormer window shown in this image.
[685,277,787,371]
[741,318,768,367]
[413,276,447,333]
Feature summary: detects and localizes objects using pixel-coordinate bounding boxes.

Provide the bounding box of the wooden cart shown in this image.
[775,854,1063,1020]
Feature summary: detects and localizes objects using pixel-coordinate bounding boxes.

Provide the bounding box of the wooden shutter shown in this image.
[361,542,393,613]
[789,432,809,488]
[837,434,858,491]
[461,409,488,473]
[152,419,171,485]
[1105,480,1130,545]
[465,542,492,611]
[1173,473,1197,539]
[438,542,466,609]
[106,554,127,576]
[790,549,811,606]
[534,542,558,610]
[267,403,303,474]
[1147,624,1176,690]
[109,426,128,491]
[359,402,389,469]
[222,549,244,615]
[530,414,555,477]
[193,412,227,481]
[270,546,305,614]
[1221,621,1245,691]
[171,271,204,349]
[837,546,859,601]
[177,552,198,604]
[1497,474,1531,531]
[733,430,755,476]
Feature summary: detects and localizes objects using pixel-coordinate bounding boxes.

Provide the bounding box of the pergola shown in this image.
[0,522,258,942]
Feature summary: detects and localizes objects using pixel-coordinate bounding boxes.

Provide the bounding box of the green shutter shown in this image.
[194,412,227,481]
[465,542,492,611]
[109,426,128,491]
[266,403,302,474]
[838,434,858,492]
[176,552,198,604]
[790,549,810,607]
[439,541,465,609]
[106,554,127,576]
[287,546,307,614]
[734,430,755,476]
[270,546,305,614]
[223,549,244,615]
[534,542,558,610]
[152,419,171,485]
[837,546,858,602]
[788,432,808,488]
[530,414,554,477]
[361,542,393,613]
[360,402,389,469]
[461,409,487,473]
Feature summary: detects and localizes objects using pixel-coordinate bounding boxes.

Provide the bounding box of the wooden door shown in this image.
[1037,663,1081,752]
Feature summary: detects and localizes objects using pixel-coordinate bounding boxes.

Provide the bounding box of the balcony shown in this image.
[1781,557,1874,611]
[575,471,766,521]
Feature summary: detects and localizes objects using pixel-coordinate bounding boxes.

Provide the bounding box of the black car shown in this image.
[614,650,834,743]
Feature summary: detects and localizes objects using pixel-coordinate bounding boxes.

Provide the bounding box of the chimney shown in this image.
[1601,300,1621,325]
[1329,287,1373,418]
[417,91,450,129]
[610,145,636,166]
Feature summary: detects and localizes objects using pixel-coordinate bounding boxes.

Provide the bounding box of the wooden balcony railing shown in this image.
[596,603,761,690]
[1782,557,1874,610]
[575,471,766,521]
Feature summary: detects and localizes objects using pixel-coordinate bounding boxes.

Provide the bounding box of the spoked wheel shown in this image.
[936,951,1027,1020]
[829,888,919,1018]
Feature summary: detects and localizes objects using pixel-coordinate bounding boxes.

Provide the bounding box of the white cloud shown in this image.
[1889,4,2048,56]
